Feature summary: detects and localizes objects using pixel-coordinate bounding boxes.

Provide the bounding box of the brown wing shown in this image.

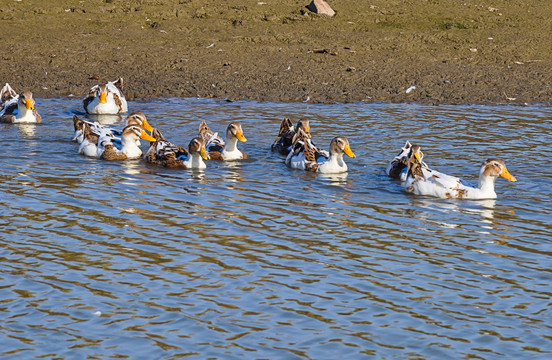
[73,115,85,131]
[209,151,223,160]
[0,113,15,123]
[114,77,124,92]
[113,93,123,113]
[198,121,214,144]
[277,117,293,137]
[303,138,317,163]
[0,102,17,123]
[101,145,128,160]
[83,95,94,113]
[240,151,247,159]
[271,117,295,154]
[33,109,42,123]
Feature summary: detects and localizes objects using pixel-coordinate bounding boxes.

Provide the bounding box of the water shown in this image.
[1,98,551,359]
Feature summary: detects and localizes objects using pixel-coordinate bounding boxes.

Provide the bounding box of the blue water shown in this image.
[0,98,551,359]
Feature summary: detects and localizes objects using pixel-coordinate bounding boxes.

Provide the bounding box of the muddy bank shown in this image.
[1,0,551,105]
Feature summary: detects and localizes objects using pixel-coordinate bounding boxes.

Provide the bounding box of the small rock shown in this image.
[307,0,335,17]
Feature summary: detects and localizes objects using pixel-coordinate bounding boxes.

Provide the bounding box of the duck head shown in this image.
[126,111,154,133]
[481,159,517,182]
[19,91,35,111]
[188,137,210,160]
[330,136,356,158]
[227,122,247,142]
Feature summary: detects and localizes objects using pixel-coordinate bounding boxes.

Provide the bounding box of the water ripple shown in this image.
[0,99,550,358]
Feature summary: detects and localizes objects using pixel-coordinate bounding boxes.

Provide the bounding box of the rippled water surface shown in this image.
[1,98,551,359]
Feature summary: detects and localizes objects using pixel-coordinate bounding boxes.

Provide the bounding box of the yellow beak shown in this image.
[344,145,356,158]
[25,99,34,110]
[140,130,156,142]
[141,118,154,133]
[500,167,517,182]
[200,146,210,160]
[236,131,247,142]
[99,91,107,104]
[414,151,421,162]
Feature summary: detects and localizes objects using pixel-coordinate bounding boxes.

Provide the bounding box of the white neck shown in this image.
[478,175,497,195]
[186,153,206,169]
[319,152,347,173]
[121,137,142,158]
[225,134,238,152]
[13,103,36,123]
[222,134,243,160]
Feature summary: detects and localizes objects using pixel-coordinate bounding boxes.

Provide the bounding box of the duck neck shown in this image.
[189,153,206,169]
[121,136,140,156]
[225,134,238,153]
[478,174,496,195]
[329,150,345,167]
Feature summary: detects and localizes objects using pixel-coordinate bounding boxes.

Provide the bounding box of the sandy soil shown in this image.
[1,0,551,105]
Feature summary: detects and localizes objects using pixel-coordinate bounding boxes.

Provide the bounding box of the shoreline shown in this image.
[1,0,550,107]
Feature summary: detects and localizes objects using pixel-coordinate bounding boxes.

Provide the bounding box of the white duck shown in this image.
[198,121,247,160]
[405,152,517,199]
[286,129,356,174]
[0,83,41,123]
[83,78,128,114]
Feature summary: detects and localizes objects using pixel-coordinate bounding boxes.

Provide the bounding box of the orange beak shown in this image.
[500,167,517,182]
[25,99,34,110]
[141,118,154,133]
[200,146,210,160]
[140,130,156,142]
[344,145,356,158]
[235,130,247,142]
[99,91,107,104]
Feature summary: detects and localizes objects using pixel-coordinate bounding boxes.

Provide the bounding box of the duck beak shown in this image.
[141,118,154,133]
[236,130,247,142]
[414,151,421,162]
[500,167,517,182]
[140,130,156,142]
[25,99,34,110]
[200,146,210,160]
[344,145,356,158]
[99,91,107,104]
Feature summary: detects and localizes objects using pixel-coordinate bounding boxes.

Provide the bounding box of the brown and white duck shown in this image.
[83,77,128,114]
[386,141,429,181]
[271,117,311,155]
[198,121,247,160]
[99,124,156,160]
[404,151,517,199]
[286,129,356,174]
[0,84,41,123]
[145,128,210,169]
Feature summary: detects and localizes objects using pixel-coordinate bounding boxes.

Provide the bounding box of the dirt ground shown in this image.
[1,0,551,105]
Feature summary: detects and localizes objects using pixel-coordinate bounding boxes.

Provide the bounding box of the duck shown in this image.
[404,151,517,199]
[198,121,247,160]
[0,83,41,123]
[386,141,429,181]
[1,83,17,111]
[83,77,128,114]
[73,111,153,146]
[286,129,356,174]
[145,128,210,169]
[271,117,311,155]
[99,125,156,160]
